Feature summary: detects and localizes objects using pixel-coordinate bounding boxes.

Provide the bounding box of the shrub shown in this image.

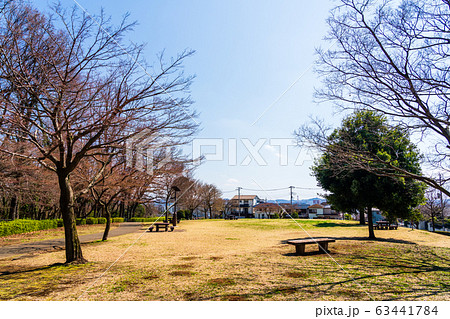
[129,217,160,222]
[56,219,64,227]
[112,217,124,223]
[177,211,185,220]
[76,218,86,225]
[291,212,299,219]
[86,217,98,225]
[97,217,107,224]
[272,213,280,219]
[0,219,59,237]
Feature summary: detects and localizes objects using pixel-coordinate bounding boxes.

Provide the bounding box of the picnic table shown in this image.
[374,221,398,230]
[286,238,336,255]
[168,218,180,225]
[148,222,174,232]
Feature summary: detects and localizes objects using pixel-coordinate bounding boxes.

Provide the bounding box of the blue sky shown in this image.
[39,0,339,200]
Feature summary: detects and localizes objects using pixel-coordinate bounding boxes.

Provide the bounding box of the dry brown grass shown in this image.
[0,219,449,301]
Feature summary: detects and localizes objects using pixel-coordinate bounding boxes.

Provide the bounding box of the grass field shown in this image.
[0,219,449,301]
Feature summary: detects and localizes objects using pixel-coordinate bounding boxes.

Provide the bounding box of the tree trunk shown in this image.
[431,215,435,232]
[359,208,365,225]
[58,173,86,264]
[120,202,125,219]
[367,207,376,239]
[102,204,111,241]
[9,196,17,220]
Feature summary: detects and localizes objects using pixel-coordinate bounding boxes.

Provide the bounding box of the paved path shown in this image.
[0,222,143,259]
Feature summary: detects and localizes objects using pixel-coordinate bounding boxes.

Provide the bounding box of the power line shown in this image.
[241,187,290,192]
[221,186,322,194]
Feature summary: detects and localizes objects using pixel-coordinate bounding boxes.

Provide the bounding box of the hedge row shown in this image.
[0,217,128,237]
[129,217,160,222]
[0,219,59,237]
[77,217,124,225]
[85,217,107,225]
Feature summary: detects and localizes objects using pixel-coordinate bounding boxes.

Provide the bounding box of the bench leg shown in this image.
[318,242,329,253]
[295,244,305,255]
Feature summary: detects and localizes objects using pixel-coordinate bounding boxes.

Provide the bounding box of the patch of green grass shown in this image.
[0,263,91,300]
[207,278,236,287]
[226,219,360,231]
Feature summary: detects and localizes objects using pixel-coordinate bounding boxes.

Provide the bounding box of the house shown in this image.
[307,204,324,219]
[229,195,261,218]
[254,202,282,219]
[294,203,309,218]
[320,204,342,219]
[305,203,341,219]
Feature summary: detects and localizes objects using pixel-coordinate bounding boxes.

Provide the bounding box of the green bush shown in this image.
[86,217,98,225]
[177,211,185,220]
[112,217,124,223]
[97,217,107,224]
[272,213,280,219]
[76,218,86,225]
[0,219,59,237]
[129,217,160,222]
[56,219,64,227]
[291,211,299,219]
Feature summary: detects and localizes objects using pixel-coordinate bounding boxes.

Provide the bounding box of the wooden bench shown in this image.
[148,222,173,232]
[287,238,335,255]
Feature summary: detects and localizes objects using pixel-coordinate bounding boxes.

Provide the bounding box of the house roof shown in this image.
[308,204,324,209]
[231,195,259,200]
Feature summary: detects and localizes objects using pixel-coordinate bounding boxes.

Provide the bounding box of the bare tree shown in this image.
[421,186,446,232]
[0,3,197,263]
[177,177,203,218]
[314,0,450,196]
[200,183,223,219]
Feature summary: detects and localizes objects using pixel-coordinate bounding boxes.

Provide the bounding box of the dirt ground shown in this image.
[0,219,449,301]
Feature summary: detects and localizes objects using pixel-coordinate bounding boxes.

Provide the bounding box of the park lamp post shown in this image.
[171,186,180,226]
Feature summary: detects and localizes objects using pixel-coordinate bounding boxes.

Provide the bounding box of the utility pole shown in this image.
[289,186,295,214]
[237,187,242,218]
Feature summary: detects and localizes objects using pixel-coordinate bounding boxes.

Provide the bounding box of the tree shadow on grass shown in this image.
[280,236,417,245]
[194,250,450,301]
[0,262,67,277]
[283,251,336,257]
[314,222,364,228]
[333,236,417,245]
